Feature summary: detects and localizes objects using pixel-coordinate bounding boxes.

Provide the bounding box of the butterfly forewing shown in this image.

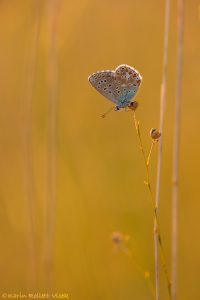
[88,71,118,104]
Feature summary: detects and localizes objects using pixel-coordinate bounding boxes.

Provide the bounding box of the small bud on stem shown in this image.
[150,128,161,141]
[128,101,139,111]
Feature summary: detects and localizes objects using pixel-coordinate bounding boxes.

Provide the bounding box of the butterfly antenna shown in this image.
[101,106,115,118]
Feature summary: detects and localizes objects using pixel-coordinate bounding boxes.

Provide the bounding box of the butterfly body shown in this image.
[88,64,142,110]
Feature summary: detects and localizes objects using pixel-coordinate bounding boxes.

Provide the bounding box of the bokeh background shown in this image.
[0,0,199,299]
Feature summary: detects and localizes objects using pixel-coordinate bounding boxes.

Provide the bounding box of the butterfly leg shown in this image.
[114,106,120,111]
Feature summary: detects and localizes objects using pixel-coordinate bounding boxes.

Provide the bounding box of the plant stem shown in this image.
[120,245,155,299]
[155,0,171,299]
[172,0,184,299]
[44,0,60,290]
[133,111,172,299]
[22,0,40,288]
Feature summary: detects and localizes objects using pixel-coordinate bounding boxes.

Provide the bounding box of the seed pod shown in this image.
[150,128,161,140]
[128,101,139,111]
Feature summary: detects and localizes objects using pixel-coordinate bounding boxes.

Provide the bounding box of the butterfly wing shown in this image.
[88,65,142,108]
[113,64,142,107]
[88,71,118,104]
[115,64,142,88]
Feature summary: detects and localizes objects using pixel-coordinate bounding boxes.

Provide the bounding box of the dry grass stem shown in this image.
[22,0,40,288]
[155,0,171,299]
[44,0,61,290]
[172,0,184,299]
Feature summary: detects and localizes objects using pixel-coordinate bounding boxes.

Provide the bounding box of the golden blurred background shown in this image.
[0,0,199,299]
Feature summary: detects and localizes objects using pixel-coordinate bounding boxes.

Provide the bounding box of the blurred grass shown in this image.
[0,0,199,299]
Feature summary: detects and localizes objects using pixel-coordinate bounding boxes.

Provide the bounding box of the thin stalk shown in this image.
[172,0,184,299]
[120,245,155,299]
[44,0,60,290]
[22,0,40,288]
[155,0,171,299]
[133,112,172,299]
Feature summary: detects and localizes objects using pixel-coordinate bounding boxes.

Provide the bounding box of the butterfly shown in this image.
[88,64,142,115]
